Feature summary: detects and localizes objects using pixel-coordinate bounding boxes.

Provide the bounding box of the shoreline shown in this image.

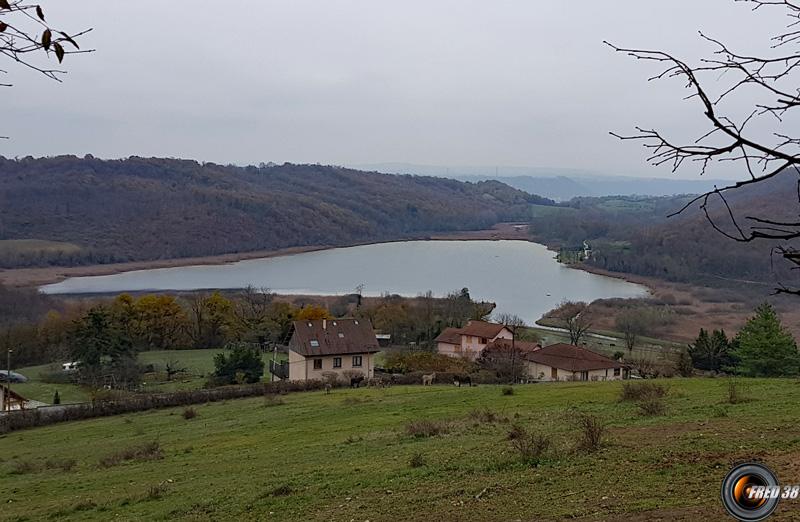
[1,223,537,288]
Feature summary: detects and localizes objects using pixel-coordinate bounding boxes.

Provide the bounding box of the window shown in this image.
[613,368,621,377]
[352,355,363,368]
[333,357,342,368]
[480,337,488,344]
[313,359,322,370]
[310,339,319,347]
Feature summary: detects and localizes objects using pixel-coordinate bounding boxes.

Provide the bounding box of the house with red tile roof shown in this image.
[435,320,513,360]
[522,343,629,382]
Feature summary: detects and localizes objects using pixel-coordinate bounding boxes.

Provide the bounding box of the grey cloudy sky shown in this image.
[2,1,788,178]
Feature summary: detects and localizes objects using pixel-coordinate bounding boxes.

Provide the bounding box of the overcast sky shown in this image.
[1,1,790,178]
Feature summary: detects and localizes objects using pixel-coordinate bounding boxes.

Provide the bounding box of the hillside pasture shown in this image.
[1,379,799,521]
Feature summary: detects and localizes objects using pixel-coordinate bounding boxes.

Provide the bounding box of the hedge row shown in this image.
[0,379,328,434]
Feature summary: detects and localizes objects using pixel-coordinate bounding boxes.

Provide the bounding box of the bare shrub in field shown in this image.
[620,382,667,402]
[10,460,38,475]
[468,408,507,425]
[405,419,451,438]
[181,407,197,420]
[572,412,605,452]
[45,458,77,472]
[501,386,514,396]
[637,397,667,417]
[506,424,551,466]
[727,379,750,405]
[409,453,426,468]
[99,441,163,468]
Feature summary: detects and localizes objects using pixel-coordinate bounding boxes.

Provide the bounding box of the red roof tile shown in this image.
[524,343,624,372]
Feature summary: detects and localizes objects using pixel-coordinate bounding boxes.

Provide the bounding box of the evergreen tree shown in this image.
[732,303,800,377]
[688,328,733,373]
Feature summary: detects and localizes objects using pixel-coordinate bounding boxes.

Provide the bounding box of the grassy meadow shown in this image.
[12,349,288,404]
[2,378,800,521]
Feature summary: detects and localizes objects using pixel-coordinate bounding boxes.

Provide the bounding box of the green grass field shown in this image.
[2,379,799,521]
[14,349,286,403]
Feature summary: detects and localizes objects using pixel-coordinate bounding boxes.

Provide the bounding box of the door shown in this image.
[551,367,558,380]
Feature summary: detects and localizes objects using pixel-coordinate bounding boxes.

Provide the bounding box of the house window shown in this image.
[333,357,342,368]
[614,368,621,377]
[352,355,363,368]
[313,359,322,370]
[480,337,487,344]
[310,340,319,347]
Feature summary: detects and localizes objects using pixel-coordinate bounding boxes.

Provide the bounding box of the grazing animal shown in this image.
[350,376,365,388]
[324,383,332,394]
[453,375,472,387]
[422,372,436,386]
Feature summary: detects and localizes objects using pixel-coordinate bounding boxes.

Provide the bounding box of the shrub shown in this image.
[45,458,77,472]
[468,408,505,425]
[501,386,514,396]
[727,379,750,404]
[212,345,265,385]
[10,460,38,474]
[182,407,197,420]
[264,394,285,407]
[99,441,163,468]
[146,483,169,500]
[638,397,667,417]
[573,412,605,452]
[506,424,550,466]
[269,485,293,497]
[409,453,426,468]
[53,390,61,405]
[620,382,667,402]
[405,419,451,438]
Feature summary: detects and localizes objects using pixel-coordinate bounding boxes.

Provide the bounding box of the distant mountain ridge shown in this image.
[354,163,727,201]
[0,156,552,268]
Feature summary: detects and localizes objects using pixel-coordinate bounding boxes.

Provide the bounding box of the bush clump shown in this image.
[405,419,451,438]
[409,453,426,468]
[507,424,550,466]
[501,386,514,396]
[99,441,164,468]
[181,407,197,420]
[573,412,605,452]
[620,382,667,402]
[637,397,667,417]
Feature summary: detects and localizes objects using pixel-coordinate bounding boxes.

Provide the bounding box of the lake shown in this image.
[40,240,648,322]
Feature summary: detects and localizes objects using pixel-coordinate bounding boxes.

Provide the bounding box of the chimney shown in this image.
[322,319,327,330]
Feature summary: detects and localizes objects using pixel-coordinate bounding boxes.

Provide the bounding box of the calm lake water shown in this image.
[40,240,648,322]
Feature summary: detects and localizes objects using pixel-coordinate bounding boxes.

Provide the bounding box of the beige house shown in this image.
[281,319,380,383]
[435,320,513,360]
[521,343,629,382]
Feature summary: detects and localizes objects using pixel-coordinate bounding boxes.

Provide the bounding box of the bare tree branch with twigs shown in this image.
[0,0,92,138]
[608,0,800,295]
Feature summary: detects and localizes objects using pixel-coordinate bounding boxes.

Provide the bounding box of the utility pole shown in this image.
[5,349,11,412]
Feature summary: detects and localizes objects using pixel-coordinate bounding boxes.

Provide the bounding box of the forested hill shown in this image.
[0,156,553,268]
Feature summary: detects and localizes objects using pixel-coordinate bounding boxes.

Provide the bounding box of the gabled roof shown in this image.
[524,343,625,372]
[434,327,463,345]
[289,318,380,357]
[459,320,509,339]
[434,321,509,345]
[482,338,542,355]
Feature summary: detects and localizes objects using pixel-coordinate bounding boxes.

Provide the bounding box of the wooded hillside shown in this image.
[0,156,552,268]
